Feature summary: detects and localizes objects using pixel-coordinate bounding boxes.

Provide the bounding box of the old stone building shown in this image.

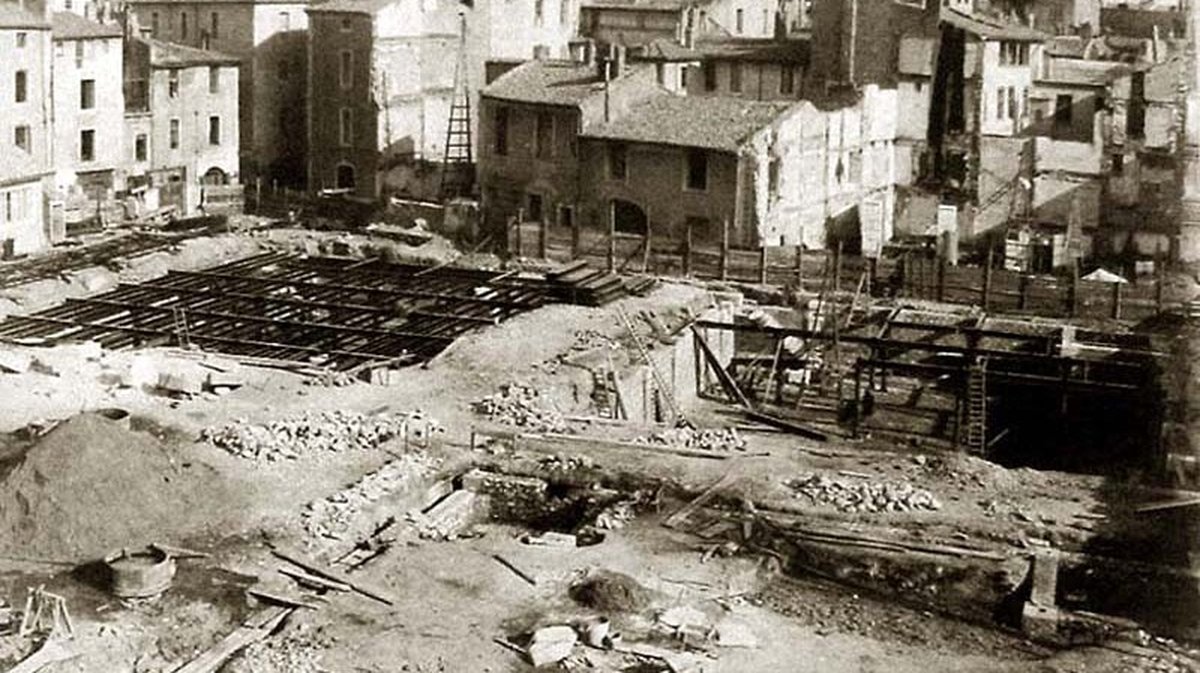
[306,0,579,201]
[50,11,124,223]
[1,1,54,256]
[123,0,309,184]
[635,34,810,101]
[123,36,240,215]
[579,0,783,46]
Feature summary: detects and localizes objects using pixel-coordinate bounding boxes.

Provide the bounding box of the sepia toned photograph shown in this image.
[0,0,1199,668]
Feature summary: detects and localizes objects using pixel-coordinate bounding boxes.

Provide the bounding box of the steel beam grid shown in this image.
[0,253,562,371]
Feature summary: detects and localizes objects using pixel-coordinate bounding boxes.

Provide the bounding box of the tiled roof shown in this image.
[582,0,713,11]
[139,37,240,66]
[638,36,809,64]
[941,9,1048,41]
[583,94,791,152]
[0,3,49,29]
[482,60,607,107]
[1046,35,1088,58]
[52,12,122,40]
[1039,57,1131,86]
[306,0,395,13]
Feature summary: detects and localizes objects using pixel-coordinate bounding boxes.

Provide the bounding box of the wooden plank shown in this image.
[172,607,292,673]
[744,409,829,442]
[664,472,740,531]
[246,588,322,610]
[7,639,76,673]
[270,547,394,605]
[690,325,752,409]
[492,554,537,586]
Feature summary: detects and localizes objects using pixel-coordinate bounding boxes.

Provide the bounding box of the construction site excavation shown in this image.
[0,218,1195,673]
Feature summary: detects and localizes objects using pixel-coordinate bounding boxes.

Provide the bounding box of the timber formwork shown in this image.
[0,253,559,371]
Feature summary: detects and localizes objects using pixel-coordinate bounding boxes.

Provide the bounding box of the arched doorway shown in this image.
[611,199,647,235]
[336,164,356,190]
[201,167,228,185]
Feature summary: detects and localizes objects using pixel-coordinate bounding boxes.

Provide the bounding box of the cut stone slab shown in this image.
[715,619,757,648]
[527,625,577,667]
[0,350,32,374]
[417,490,478,540]
[158,367,203,395]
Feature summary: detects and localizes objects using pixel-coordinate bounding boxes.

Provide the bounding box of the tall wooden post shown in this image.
[538,215,548,259]
[571,212,581,260]
[867,257,877,297]
[758,246,768,285]
[719,218,730,281]
[1111,280,1123,320]
[833,239,843,295]
[606,207,616,273]
[1067,258,1079,317]
[982,246,993,311]
[514,208,524,259]
[937,256,948,302]
[1017,273,1029,311]
[795,245,804,291]
[683,219,693,277]
[1155,252,1166,314]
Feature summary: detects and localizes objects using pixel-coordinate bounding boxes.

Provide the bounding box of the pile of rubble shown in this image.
[785,473,942,514]
[472,383,570,434]
[202,410,442,461]
[301,453,438,541]
[635,426,746,452]
[537,454,597,472]
[568,329,621,353]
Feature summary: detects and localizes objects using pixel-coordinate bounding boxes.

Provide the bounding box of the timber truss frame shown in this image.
[0,252,558,371]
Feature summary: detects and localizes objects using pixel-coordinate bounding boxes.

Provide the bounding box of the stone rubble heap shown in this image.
[202,410,443,461]
[785,473,942,514]
[593,500,636,530]
[301,453,437,541]
[472,383,569,434]
[569,329,621,352]
[635,426,746,452]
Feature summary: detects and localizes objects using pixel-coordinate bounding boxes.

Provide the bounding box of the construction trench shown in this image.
[0,237,1197,671]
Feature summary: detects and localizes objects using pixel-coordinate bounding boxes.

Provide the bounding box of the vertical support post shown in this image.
[851,360,862,438]
[1067,258,1079,317]
[720,218,730,281]
[538,214,548,259]
[867,257,877,297]
[1156,252,1166,314]
[683,218,693,277]
[833,239,843,295]
[758,245,768,285]
[606,206,616,273]
[982,246,994,311]
[571,211,581,260]
[1018,273,1029,311]
[514,208,524,259]
[794,245,804,291]
[1111,280,1123,320]
[937,256,948,302]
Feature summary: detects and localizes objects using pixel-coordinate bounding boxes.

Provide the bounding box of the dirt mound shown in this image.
[569,570,656,613]
[0,413,237,561]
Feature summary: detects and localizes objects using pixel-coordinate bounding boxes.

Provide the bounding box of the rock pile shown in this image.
[301,453,437,541]
[635,426,745,452]
[785,473,942,513]
[472,383,569,434]
[202,410,443,461]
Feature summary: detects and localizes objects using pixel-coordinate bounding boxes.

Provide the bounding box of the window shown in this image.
[169,118,180,149]
[768,156,781,194]
[534,112,553,158]
[80,129,95,162]
[15,32,25,48]
[703,62,716,91]
[211,12,219,38]
[208,116,220,145]
[14,125,29,152]
[560,0,570,25]
[74,41,83,67]
[558,204,574,229]
[181,11,188,39]
[493,107,508,155]
[135,134,147,161]
[527,193,543,223]
[168,69,179,97]
[1007,86,1016,120]
[209,66,219,93]
[279,11,290,30]
[534,0,543,23]
[685,149,707,191]
[339,107,353,146]
[339,50,353,88]
[780,65,794,95]
[1054,94,1072,127]
[80,79,95,109]
[730,61,742,93]
[1112,153,1124,175]
[151,12,159,34]
[995,87,1004,119]
[736,8,744,33]
[608,143,627,180]
[14,70,26,103]
[340,17,351,30]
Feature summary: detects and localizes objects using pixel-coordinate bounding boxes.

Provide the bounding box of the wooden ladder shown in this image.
[172,307,190,348]
[964,357,988,453]
[616,303,685,425]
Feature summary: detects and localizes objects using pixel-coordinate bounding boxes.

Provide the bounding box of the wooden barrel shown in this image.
[104,547,175,599]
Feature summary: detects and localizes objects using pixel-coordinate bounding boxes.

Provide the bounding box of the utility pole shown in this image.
[1179,0,1200,260]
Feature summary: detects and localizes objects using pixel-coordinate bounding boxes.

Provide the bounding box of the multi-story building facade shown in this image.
[123,36,240,215]
[306,0,579,201]
[636,33,810,101]
[1,1,55,256]
[579,0,783,46]
[50,11,124,218]
[123,0,309,184]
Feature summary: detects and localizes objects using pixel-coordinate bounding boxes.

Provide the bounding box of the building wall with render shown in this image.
[1,17,53,254]
[51,31,124,196]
